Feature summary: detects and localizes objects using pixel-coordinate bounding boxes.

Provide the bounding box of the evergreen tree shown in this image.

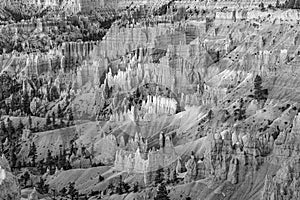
[0,121,7,140]
[46,150,53,168]
[57,104,63,119]
[154,168,164,185]
[16,119,24,138]
[115,175,130,195]
[133,182,139,193]
[46,114,52,127]
[98,175,104,182]
[68,108,74,125]
[276,0,280,8]
[154,183,170,200]
[259,2,265,10]
[10,147,17,168]
[28,115,32,129]
[107,182,115,195]
[23,171,30,186]
[52,112,56,126]
[169,168,177,183]
[37,178,48,194]
[60,187,67,196]
[68,182,77,200]
[116,177,123,195]
[29,142,37,167]
[6,118,15,141]
[22,91,31,115]
[254,75,263,101]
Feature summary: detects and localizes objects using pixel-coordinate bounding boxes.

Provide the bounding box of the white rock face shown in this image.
[0,166,6,185]
[28,187,39,200]
[0,155,21,200]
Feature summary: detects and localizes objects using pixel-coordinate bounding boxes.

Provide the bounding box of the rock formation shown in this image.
[184,153,197,183]
[114,133,177,184]
[0,155,21,200]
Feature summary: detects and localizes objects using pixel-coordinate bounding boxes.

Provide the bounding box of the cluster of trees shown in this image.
[0,118,24,168]
[68,12,117,42]
[45,106,74,131]
[106,176,131,195]
[233,98,246,121]
[152,166,185,200]
[260,0,300,10]
[276,0,300,9]
[86,175,138,198]
[52,175,135,199]
[0,74,58,118]
[0,5,119,54]
[0,73,77,131]
[57,182,79,200]
[4,3,54,22]
[154,183,170,200]
[153,166,178,186]
[36,177,50,194]
[36,148,72,173]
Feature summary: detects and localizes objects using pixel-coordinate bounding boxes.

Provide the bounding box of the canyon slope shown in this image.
[1,0,300,200]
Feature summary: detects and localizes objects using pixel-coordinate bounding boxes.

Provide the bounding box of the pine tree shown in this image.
[107,182,115,194]
[46,150,53,168]
[23,171,30,186]
[133,182,139,192]
[52,112,56,126]
[37,178,47,194]
[116,176,123,195]
[276,0,280,8]
[154,168,164,185]
[46,114,52,127]
[68,108,74,125]
[254,75,263,101]
[57,104,63,119]
[10,147,17,168]
[98,175,104,182]
[29,142,37,167]
[22,91,31,115]
[154,183,170,200]
[0,121,7,140]
[16,119,24,138]
[68,182,77,200]
[6,118,15,141]
[28,115,32,129]
[60,187,67,196]
[259,2,265,10]
[169,168,177,183]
